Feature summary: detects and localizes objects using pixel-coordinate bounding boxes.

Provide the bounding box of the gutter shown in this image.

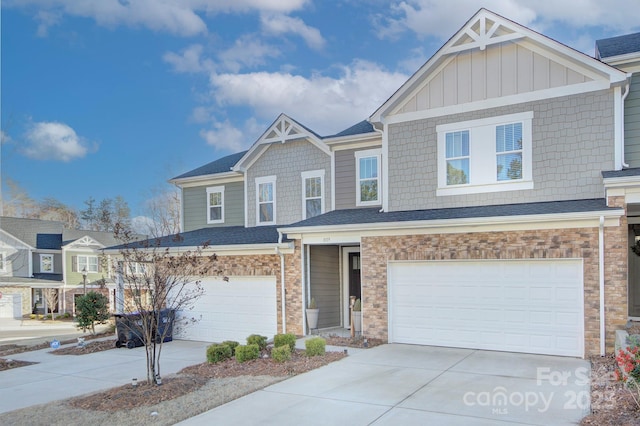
[599,216,606,356]
[277,231,286,333]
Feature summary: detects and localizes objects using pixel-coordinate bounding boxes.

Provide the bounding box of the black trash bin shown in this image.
[154,309,175,343]
[114,313,145,349]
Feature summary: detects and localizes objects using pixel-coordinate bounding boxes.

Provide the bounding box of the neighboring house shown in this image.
[133,9,639,358]
[0,216,117,317]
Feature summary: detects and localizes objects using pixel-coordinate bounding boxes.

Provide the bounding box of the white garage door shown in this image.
[0,293,22,319]
[388,260,584,357]
[175,276,277,344]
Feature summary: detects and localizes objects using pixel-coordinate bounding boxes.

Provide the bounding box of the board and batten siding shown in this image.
[182,181,244,232]
[334,146,382,210]
[309,245,340,329]
[396,41,591,115]
[625,73,640,167]
[387,90,615,212]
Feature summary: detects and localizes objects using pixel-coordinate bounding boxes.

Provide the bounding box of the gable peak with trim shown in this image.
[370,8,627,123]
[234,113,329,172]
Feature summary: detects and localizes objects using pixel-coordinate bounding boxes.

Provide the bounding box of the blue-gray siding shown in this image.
[625,73,640,167]
[182,181,245,232]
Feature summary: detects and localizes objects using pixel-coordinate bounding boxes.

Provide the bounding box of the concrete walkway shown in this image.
[0,339,210,414]
[180,344,591,426]
[0,318,111,346]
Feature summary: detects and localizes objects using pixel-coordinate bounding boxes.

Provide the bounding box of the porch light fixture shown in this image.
[81,268,87,294]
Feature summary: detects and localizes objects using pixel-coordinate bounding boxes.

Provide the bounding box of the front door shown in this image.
[349,253,361,302]
[630,230,640,317]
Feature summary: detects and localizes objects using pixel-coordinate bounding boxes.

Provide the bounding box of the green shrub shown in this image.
[246,334,268,350]
[235,344,260,363]
[206,343,232,363]
[273,333,296,351]
[222,340,240,355]
[272,344,291,363]
[305,337,326,357]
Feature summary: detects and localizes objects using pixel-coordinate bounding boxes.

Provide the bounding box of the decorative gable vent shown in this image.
[449,13,524,53]
[264,116,305,144]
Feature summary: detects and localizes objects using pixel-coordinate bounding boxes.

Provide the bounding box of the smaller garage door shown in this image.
[389,260,584,357]
[175,276,277,343]
[0,293,22,319]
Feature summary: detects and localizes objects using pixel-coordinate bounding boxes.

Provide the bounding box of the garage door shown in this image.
[388,260,584,357]
[0,293,22,319]
[175,276,277,343]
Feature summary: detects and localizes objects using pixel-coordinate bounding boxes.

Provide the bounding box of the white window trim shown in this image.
[436,111,534,196]
[255,175,277,226]
[40,254,54,273]
[355,148,382,207]
[78,255,99,273]
[301,170,325,220]
[206,186,225,224]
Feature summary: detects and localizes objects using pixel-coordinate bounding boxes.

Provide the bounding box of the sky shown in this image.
[2,0,640,219]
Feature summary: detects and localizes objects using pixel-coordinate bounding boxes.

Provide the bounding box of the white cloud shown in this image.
[199,120,248,152]
[218,36,281,72]
[260,13,325,50]
[35,10,62,37]
[6,0,310,37]
[376,0,640,41]
[22,121,91,162]
[163,44,215,73]
[207,60,408,135]
[0,131,12,145]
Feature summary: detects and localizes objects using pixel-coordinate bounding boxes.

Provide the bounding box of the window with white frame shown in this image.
[0,252,5,272]
[437,111,533,196]
[77,255,99,273]
[40,254,54,273]
[127,262,147,275]
[302,170,324,219]
[355,149,382,206]
[256,176,276,225]
[206,186,224,224]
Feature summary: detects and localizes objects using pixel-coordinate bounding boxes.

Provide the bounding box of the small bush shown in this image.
[273,333,296,351]
[247,334,268,350]
[206,343,232,363]
[29,314,36,320]
[272,344,291,363]
[236,344,260,363]
[222,340,240,355]
[305,337,326,357]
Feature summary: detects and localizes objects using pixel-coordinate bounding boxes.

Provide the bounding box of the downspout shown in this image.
[621,79,631,168]
[276,231,286,333]
[372,123,385,213]
[599,216,606,356]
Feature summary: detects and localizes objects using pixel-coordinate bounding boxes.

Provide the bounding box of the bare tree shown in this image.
[42,288,59,320]
[140,186,181,238]
[111,223,221,384]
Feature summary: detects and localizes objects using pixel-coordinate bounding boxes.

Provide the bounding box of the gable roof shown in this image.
[326,120,375,138]
[0,217,64,248]
[596,32,640,59]
[63,229,120,248]
[171,151,247,182]
[233,113,330,172]
[370,8,627,124]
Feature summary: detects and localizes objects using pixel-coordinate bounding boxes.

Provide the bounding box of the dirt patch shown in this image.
[323,334,385,349]
[0,358,37,371]
[49,339,115,355]
[580,353,640,425]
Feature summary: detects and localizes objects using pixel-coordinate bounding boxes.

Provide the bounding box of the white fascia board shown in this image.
[323,132,381,147]
[62,236,104,249]
[170,172,243,188]
[384,80,610,125]
[601,52,640,67]
[33,249,62,254]
[103,243,294,257]
[281,210,624,239]
[603,175,640,189]
[0,229,34,250]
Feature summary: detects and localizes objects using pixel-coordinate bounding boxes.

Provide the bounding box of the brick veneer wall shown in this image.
[360,223,628,356]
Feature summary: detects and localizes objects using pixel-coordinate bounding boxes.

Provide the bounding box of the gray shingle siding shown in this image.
[246,140,331,227]
[387,90,615,212]
[182,181,245,232]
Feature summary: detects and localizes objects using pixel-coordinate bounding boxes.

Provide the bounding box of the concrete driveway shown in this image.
[180,344,591,426]
[0,338,210,414]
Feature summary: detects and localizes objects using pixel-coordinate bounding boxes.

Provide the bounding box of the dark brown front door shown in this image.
[349,252,361,302]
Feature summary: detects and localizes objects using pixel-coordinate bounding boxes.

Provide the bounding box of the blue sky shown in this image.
[2,0,639,220]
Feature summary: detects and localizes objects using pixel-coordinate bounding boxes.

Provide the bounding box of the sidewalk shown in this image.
[0,318,112,346]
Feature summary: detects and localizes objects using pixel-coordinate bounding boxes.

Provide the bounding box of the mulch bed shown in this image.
[0,331,112,358]
[49,339,116,355]
[68,348,346,412]
[323,334,385,348]
[0,358,37,371]
[580,353,640,425]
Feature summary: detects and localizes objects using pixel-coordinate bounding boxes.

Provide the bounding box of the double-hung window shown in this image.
[206,186,224,224]
[302,170,324,219]
[437,112,533,196]
[40,254,54,273]
[78,255,99,273]
[256,176,276,225]
[355,149,382,206]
